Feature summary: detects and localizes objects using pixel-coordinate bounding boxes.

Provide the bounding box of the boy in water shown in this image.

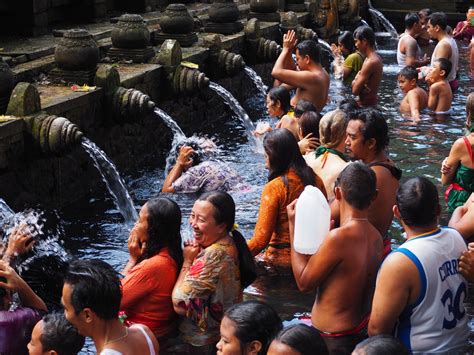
[288,163,383,354]
[398,66,428,120]
[427,58,453,113]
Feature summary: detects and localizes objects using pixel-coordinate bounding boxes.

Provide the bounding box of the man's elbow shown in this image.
[162,185,175,193]
[368,321,385,337]
[271,68,283,79]
[405,57,415,67]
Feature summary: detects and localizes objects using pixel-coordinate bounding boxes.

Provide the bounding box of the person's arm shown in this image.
[2,224,35,265]
[0,260,47,312]
[453,21,468,39]
[247,181,281,256]
[369,253,415,336]
[407,90,423,119]
[405,38,430,67]
[459,242,474,282]
[121,264,152,310]
[162,146,195,193]
[287,200,341,292]
[449,194,474,240]
[352,59,371,96]
[441,139,462,185]
[298,133,319,154]
[427,83,440,111]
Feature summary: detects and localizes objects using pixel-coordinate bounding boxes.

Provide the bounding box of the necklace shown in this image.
[343,217,368,225]
[104,327,128,346]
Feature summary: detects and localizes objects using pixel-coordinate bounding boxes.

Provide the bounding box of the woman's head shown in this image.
[319,109,348,148]
[131,197,183,266]
[192,191,256,288]
[217,301,282,355]
[298,111,321,142]
[268,324,328,355]
[338,31,356,55]
[267,87,291,118]
[264,129,316,186]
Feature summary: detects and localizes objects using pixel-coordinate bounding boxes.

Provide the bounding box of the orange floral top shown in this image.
[247,169,327,268]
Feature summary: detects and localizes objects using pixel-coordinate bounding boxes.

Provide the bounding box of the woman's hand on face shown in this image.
[183,240,200,265]
[128,233,146,263]
[177,146,196,169]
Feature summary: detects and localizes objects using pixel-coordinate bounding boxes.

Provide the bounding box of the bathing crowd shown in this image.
[3,8,474,355]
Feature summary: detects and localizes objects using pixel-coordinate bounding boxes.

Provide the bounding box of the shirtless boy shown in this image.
[288,163,383,354]
[271,30,329,112]
[427,58,453,113]
[352,26,383,107]
[398,66,428,119]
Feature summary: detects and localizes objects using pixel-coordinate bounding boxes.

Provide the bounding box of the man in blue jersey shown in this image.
[369,177,469,353]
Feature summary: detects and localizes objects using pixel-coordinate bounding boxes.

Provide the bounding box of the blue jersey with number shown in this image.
[394,228,469,353]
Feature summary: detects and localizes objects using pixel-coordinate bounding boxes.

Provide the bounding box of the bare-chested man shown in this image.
[288,162,383,354]
[397,13,430,67]
[336,109,401,257]
[352,26,383,107]
[271,30,329,112]
[398,66,428,119]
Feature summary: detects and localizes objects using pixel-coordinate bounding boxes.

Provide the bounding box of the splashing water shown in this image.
[368,2,398,39]
[244,66,268,98]
[154,107,186,140]
[81,138,138,223]
[209,82,256,144]
[318,39,335,60]
[0,198,14,221]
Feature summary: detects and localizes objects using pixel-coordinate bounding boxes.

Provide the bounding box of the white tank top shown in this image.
[99,325,156,355]
[393,228,469,353]
[431,36,459,82]
[397,33,422,66]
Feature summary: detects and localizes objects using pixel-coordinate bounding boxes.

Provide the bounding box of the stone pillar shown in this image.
[154,4,198,47]
[248,0,281,23]
[205,0,244,35]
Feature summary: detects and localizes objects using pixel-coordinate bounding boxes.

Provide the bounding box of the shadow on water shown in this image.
[18,40,474,352]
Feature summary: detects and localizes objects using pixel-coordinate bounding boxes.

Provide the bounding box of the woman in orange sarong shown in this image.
[247,129,327,269]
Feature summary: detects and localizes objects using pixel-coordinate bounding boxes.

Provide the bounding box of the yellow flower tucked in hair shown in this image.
[231,223,239,232]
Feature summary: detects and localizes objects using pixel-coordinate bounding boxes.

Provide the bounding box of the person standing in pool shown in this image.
[426,58,453,113]
[271,30,329,113]
[287,163,383,354]
[351,26,383,107]
[397,13,430,68]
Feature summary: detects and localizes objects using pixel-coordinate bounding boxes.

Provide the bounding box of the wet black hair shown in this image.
[273,324,328,355]
[296,40,321,64]
[268,86,291,115]
[224,300,282,355]
[405,12,420,29]
[176,141,202,166]
[338,98,359,117]
[264,128,317,186]
[418,8,432,19]
[349,108,389,153]
[354,26,376,47]
[139,197,183,267]
[294,100,317,118]
[337,162,377,210]
[396,177,439,227]
[428,12,447,30]
[435,57,452,78]
[338,31,356,53]
[299,111,321,140]
[64,259,121,320]
[354,334,409,354]
[41,312,85,355]
[197,191,257,288]
[398,66,418,83]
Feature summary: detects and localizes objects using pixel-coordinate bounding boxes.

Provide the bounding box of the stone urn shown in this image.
[160,4,194,34]
[54,29,99,71]
[280,11,299,31]
[209,0,240,23]
[250,0,278,13]
[0,58,14,99]
[111,14,150,49]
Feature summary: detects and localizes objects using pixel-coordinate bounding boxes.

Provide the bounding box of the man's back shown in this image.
[429,80,453,113]
[393,228,469,353]
[311,220,383,332]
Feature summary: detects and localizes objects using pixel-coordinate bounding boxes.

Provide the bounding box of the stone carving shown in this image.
[249,0,280,22]
[338,0,360,29]
[311,0,339,39]
[155,4,198,47]
[280,11,318,42]
[205,0,244,35]
[54,29,99,71]
[109,14,155,63]
[245,18,282,64]
[202,34,245,76]
[6,83,41,117]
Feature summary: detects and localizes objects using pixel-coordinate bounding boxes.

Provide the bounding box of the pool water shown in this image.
[55,40,474,352]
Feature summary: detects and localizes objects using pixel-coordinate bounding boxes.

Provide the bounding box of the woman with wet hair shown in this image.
[247,129,327,269]
[120,197,183,340]
[172,191,256,354]
[217,300,282,355]
[331,31,364,86]
[267,324,328,355]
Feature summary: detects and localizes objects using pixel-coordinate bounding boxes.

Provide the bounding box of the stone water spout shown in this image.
[155,40,210,96]
[202,34,245,77]
[94,65,155,120]
[244,19,282,65]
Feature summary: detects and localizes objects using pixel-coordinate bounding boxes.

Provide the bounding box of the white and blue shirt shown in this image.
[393,227,469,353]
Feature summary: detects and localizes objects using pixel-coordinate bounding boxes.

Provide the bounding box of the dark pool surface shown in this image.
[56,41,474,353]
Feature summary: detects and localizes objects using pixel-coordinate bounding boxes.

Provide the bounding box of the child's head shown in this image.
[267,87,291,118]
[294,100,317,118]
[28,313,85,355]
[268,324,328,355]
[298,111,321,141]
[397,66,418,93]
[217,300,282,355]
[432,58,452,80]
